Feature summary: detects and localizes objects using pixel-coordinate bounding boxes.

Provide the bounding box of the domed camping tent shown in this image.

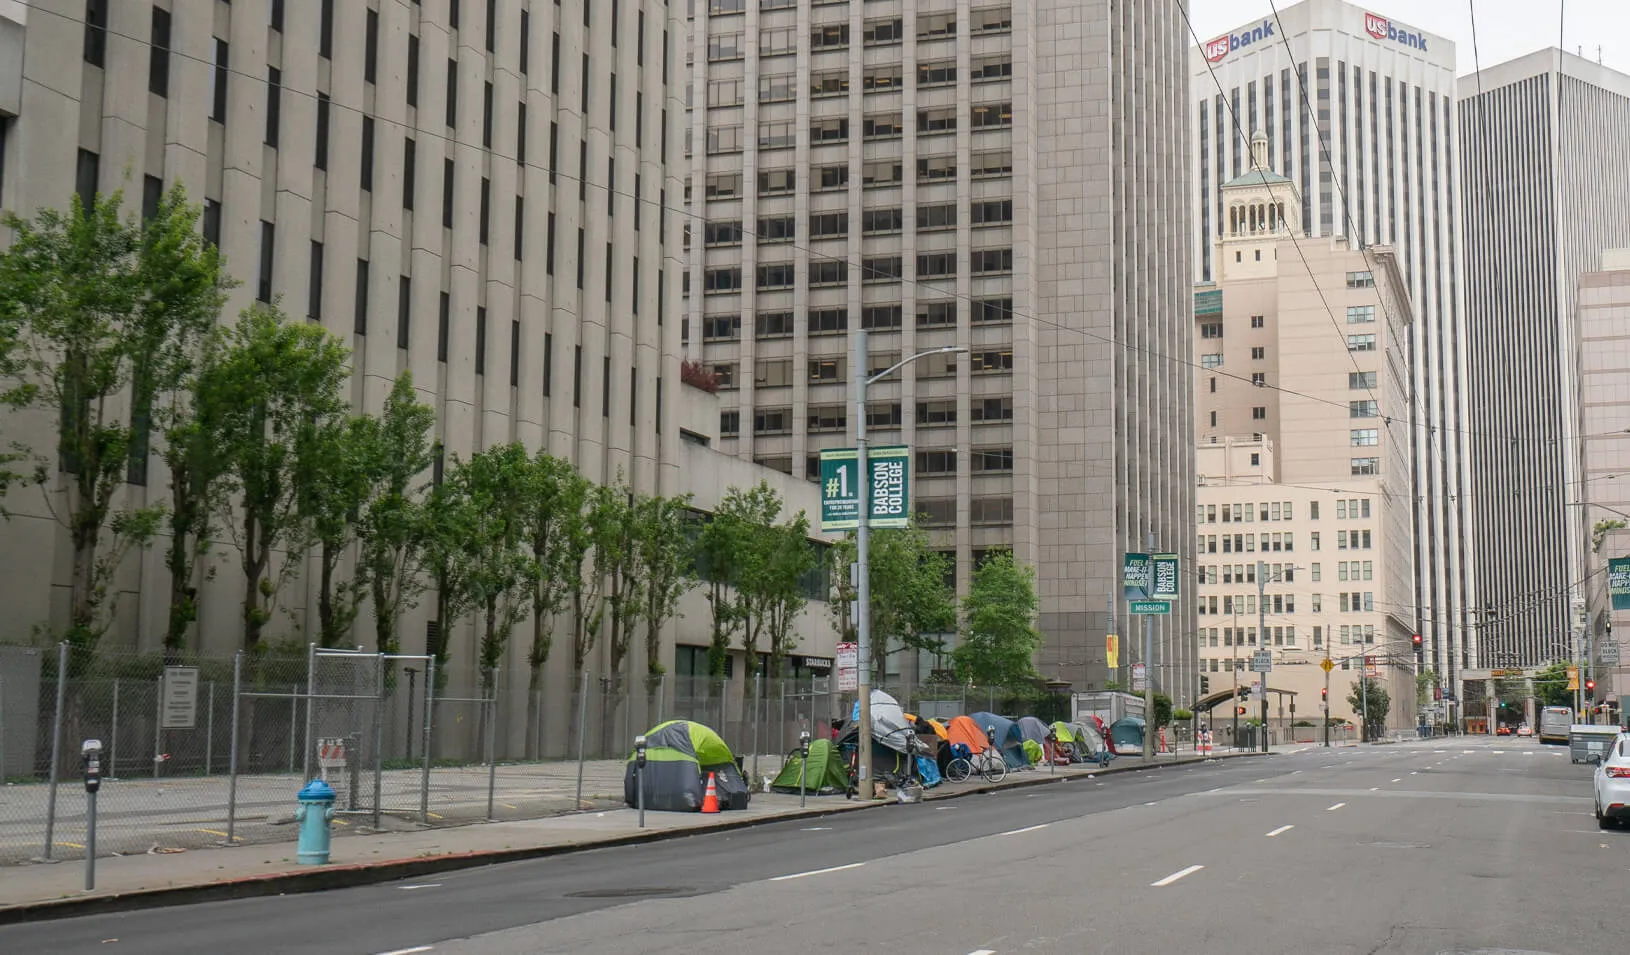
[624,720,750,812]
[770,738,850,795]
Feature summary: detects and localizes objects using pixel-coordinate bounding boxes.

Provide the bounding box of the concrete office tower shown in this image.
[0,1,834,743]
[684,0,1194,697]
[1193,133,1416,735]
[1460,51,1630,669]
[1190,0,1471,698]
[1575,250,1630,708]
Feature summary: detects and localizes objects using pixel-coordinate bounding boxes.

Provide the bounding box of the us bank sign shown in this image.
[1364,12,1429,52]
[1204,19,1274,64]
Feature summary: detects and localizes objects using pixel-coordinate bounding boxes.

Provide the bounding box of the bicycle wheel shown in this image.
[945,758,972,782]
[981,755,1007,784]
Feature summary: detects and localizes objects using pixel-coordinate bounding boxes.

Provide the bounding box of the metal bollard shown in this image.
[634,735,648,829]
[82,739,102,890]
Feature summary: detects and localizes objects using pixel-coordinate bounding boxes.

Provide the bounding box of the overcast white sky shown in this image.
[1189,0,1630,77]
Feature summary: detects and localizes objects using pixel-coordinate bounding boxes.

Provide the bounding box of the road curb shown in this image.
[0,750,1261,925]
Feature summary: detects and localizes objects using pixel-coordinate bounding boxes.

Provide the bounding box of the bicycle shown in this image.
[945,746,1007,784]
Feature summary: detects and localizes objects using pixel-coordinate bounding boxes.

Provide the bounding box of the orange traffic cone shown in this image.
[701,771,720,813]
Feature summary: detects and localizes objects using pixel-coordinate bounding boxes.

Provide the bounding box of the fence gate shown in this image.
[304,649,432,828]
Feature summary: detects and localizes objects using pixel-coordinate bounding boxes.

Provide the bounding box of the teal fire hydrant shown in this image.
[295,779,336,865]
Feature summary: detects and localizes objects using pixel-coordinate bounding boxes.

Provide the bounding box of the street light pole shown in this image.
[1142,532,1155,759]
[1258,560,1269,753]
[1231,606,1240,749]
[852,333,967,795]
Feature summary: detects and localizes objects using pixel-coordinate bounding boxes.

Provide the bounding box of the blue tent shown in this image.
[967,712,1029,769]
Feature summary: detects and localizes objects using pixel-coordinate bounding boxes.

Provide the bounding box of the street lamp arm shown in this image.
[1569,501,1630,523]
[866,345,969,387]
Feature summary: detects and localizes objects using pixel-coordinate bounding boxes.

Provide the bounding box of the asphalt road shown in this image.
[3,736,1621,955]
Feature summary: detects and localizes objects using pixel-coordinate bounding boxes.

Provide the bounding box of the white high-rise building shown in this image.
[1188,0,1472,696]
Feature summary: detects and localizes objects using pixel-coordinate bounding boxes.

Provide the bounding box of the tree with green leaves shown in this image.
[446,444,533,687]
[718,483,787,708]
[591,479,644,751]
[516,450,590,754]
[953,551,1042,688]
[829,520,956,677]
[213,304,351,651]
[356,374,437,656]
[1493,672,1529,713]
[763,513,818,680]
[0,281,30,515]
[421,474,480,671]
[1416,668,1438,708]
[296,413,373,648]
[1348,676,1391,738]
[0,186,227,653]
[1530,661,1574,707]
[156,324,234,653]
[636,493,695,699]
[1151,692,1174,729]
[694,494,746,680]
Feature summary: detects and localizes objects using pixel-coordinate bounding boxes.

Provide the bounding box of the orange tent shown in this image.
[944,715,991,754]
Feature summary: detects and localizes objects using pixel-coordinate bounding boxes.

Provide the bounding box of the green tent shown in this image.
[1022,738,1044,765]
[1051,721,1077,744]
[624,719,750,812]
[770,738,849,795]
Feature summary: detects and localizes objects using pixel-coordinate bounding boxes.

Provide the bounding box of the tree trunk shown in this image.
[372,569,394,655]
[318,541,338,648]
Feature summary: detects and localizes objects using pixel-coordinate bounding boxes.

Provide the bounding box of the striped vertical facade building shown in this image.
[1459,49,1630,669]
[0,0,844,743]
[1188,0,1472,697]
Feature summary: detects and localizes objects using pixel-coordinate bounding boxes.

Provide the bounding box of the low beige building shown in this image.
[1191,133,1418,736]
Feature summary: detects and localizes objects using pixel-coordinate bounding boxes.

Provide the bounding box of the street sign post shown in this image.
[835,643,859,692]
[161,667,199,730]
[1129,600,1171,615]
[1131,663,1147,692]
[1320,657,1334,673]
[1250,650,1272,673]
[1601,643,1621,666]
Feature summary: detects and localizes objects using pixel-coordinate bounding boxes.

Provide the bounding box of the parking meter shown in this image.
[985,726,997,747]
[82,740,102,890]
[798,730,812,807]
[633,735,648,827]
[83,739,102,793]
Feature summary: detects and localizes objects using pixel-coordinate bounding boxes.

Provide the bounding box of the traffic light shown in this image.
[1587,679,1597,695]
[1321,686,1328,700]
[1200,675,1210,694]
[1237,706,1247,715]
[1499,701,1506,708]
[1412,633,1422,648]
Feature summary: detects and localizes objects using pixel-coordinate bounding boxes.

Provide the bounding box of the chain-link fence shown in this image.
[1,645,1232,866]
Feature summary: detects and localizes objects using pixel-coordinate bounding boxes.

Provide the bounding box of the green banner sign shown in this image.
[1612,555,1630,612]
[1151,553,1180,600]
[819,446,912,532]
[820,450,861,530]
[1130,600,1171,615]
[1123,553,1152,601]
[866,446,911,528]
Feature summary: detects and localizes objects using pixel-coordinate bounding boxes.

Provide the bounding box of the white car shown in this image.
[1593,733,1630,830]
[1516,724,1533,738]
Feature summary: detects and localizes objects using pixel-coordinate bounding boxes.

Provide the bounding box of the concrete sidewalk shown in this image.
[0,750,1253,922]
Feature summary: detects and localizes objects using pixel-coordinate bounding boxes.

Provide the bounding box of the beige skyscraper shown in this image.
[684,0,1195,696]
[1193,131,1415,736]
